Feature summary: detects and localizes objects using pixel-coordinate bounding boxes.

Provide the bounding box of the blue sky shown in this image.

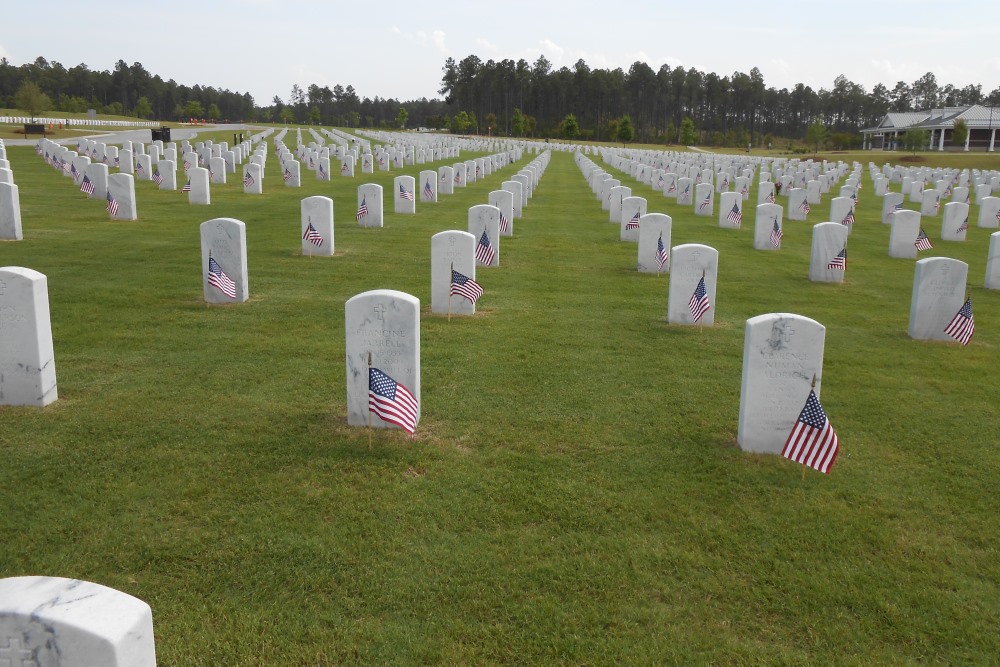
[3,0,997,105]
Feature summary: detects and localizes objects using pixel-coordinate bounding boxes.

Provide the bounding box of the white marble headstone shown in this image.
[737,313,826,454]
[888,210,921,259]
[0,183,22,240]
[620,196,646,242]
[667,244,718,325]
[345,289,420,431]
[0,576,155,666]
[469,204,501,267]
[502,180,523,218]
[908,257,969,342]
[718,191,742,229]
[394,175,416,214]
[676,178,693,206]
[301,195,334,256]
[243,163,263,194]
[786,188,809,221]
[881,192,904,224]
[431,230,477,315]
[0,267,57,406]
[978,196,1000,228]
[209,156,227,184]
[357,184,384,228]
[754,203,783,251]
[941,202,970,242]
[809,222,849,283]
[155,160,177,191]
[106,173,137,221]
[488,189,514,237]
[419,170,437,203]
[637,213,671,274]
[200,218,249,303]
[438,166,454,195]
[986,232,1000,289]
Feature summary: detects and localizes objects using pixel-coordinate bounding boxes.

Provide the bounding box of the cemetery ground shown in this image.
[1,135,999,665]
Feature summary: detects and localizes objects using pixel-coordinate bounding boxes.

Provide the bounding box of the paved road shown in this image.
[2,123,256,147]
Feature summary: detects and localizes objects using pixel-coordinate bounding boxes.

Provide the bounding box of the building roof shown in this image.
[863,105,1000,134]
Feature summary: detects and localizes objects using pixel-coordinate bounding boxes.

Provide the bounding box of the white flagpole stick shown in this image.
[699,269,705,334]
[803,373,818,481]
[448,262,453,322]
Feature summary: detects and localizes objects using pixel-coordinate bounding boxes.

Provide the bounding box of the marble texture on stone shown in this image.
[977,196,1000,228]
[809,222,848,283]
[357,183,383,228]
[940,201,970,242]
[0,266,57,406]
[620,196,646,241]
[0,183,22,241]
[155,160,177,191]
[637,213,671,274]
[469,204,501,267]
[888,210,921,259]
[986,232,1000,289]
[107,173,137,221]
[394,175,416,214]
[488,189,514,237]
[718,191,742,229]
[301,195,334,257]
[881,192,904,224]
[0,576,155,667]
[667,243,718,325]
[502,180,523,219]
[200,217,249,304]
[345,289,420,430]
[419,170,437,203]
[432,230,477,315]
[908,257,968,341]
[737,313,826,453]
[753,203,782,251]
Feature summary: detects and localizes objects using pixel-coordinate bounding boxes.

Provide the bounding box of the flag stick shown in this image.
[802,373,819,480]
[367,352,373,449]
[699,269,705,334]
[447,262,453,322]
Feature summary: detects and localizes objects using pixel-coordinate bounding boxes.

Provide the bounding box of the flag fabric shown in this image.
[890,202,903,215]
[995,209,1000,225]
[655,233,668,271]
[827,246,847,270]
[726,202,742,225]
[182,178,192,192]
[915,228,933,251]
[62,159,72,174]
[283,168,292,182]
[841,210,855,226]
[69,163,79,180]
[450,268,484,303]
[688,277,711,322]
[135,161,144,177]
[799,200,811,214]
[958,216,969,233]
[207,256,237,298]
[851,191,859,207]
[944,298,975,345]
[698,196,711,211]
[356,197,369,221]
[399,184,414,201]
[341,162,349,174]
[79,174,95,195]
[105,190,119,216]
[318,163,327,179]
[667,181,676,193]
[625,210,641,230]
[769,219,783,248]
[455,172,462,184]
[499,212,510,234]
[243,170,255,188]
[766,191,775,204]
[368,367,418,434]
[423,180,434,200]
[781,390,839,474]
[303,221,324,247]
[183,159,191,170]
[152,169,163,186]
[114,156,120,167]
[475,230,496,265]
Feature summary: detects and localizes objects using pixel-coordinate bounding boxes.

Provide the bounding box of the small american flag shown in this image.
[80,174,95,195]
[890,202,903,215]
[356,197,368,221]
[183,159,191,171]
[399,184,414,201]
[475,230,496,265]
[799,200,811,214]
[114,156,120,167]
[726,202,741,226]
[283,169,292,182]
[106,190,119,216]
[423,180,434,200]
[769,219,783,248]
[243,170,255,188]
[851,191,859,207]
[135,162,145,177]
[958,216,969,233]
[207,256,237,299]
[440,172,447,183]
[450,269,483,303]
[915,228,933,251]
[688,276,710,322]
[303,221,324,247]
[625,211,640,230]
[655,233,668,271]
[667,181,676,193]
[827,246,847,270]
[698,196,711,211]
[182,178,192,192]
[995,209,1000,225]
[318,164,327,179]
[841,210,855,226]
[499,212,510,234]
[152,169,163,186]
[455,172,462,184]
[933,196,940,213]
[368,367,418,434]
[944,298,975,345]
[766,191,775,204]
[781,390,839,474]
[341,162,350,174]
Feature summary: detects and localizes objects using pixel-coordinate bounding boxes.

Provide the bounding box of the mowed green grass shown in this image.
[1,133,999,665]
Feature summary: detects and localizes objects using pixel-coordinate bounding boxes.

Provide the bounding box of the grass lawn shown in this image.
[1,132,999,665]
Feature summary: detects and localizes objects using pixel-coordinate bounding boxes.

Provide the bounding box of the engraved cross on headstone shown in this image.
[0,636,39,667]
[0,281,5,297]
[373,304,386,320]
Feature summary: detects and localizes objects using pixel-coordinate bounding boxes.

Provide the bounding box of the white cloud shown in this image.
[431,30,447,53]
[539,39,565,66]
[0,43,9,61]
[391,26,401,34]
[476,38,497,52]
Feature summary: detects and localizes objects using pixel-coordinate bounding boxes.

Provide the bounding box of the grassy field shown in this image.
[1,131,999,665]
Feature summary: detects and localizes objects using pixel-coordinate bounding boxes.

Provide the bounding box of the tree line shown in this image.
[438,55,999,147]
